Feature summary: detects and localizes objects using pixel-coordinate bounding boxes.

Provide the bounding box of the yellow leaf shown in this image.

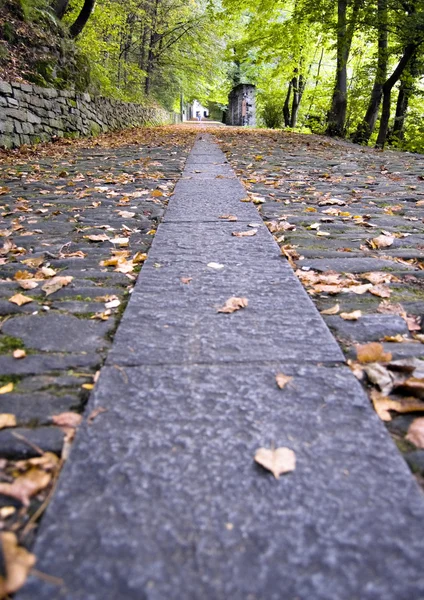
[320,303,340,315]
[275,373,293,389]
[42,275,73,296]
[340,310,362,320]
[152,190,163,197]
[219,214,238,221]
[133,252,148,263]
[0,468,51,506]
[0,383,14,395]
[217,297,248,314]
[356,342,392,364]
[0,532,36,595]
[254,447,296,479]
[0,414,16,429]
[370,234,394,249]
[371,390,424,422]
[8,293,33,306]
[82,383,94,390]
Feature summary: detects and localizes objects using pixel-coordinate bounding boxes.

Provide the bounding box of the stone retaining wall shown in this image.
[0,80,179,148]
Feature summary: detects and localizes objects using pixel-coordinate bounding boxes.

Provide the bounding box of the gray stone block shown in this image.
[0,81,12,95]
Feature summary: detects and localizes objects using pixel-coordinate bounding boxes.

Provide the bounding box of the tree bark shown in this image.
[69,0,96,38]
[53,0,70,19]
[375,42,417,148]
[283,80,292,127]
[290,73,305,128]
[326,0,361,137]
[352,0,387,143]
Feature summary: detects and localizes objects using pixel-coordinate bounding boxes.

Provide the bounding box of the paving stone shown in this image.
[18,363,424,600]
[301,257,414,273]
[0,353,102,375]
[0,393,80,425]
[2,314,112,353]
[0,427,64,459]
[324,315,409,343]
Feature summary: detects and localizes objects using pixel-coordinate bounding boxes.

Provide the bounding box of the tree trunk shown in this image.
[375,42,417,148]
[53,0,70,19]
[283,81,292,127]
[352,0,387,144]
[69,0,96,38]
[290,73,305,128]
[389,78,410,143]
[144,0,159,96]
[326,0,361,137]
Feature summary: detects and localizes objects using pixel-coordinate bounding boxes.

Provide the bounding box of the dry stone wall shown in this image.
[0,80,179,148]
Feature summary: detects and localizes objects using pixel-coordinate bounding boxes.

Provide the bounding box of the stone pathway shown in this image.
[17,135,424,599]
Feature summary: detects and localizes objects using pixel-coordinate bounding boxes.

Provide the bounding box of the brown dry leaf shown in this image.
[395,377,424,399]
[370,389,424,422]
[13,349,26,359]
[0,468,51,506]
[363,272,394,285]
[0,383,14,395]
[320,303,340,315]
[405,315,421,332]
[356,342,392,364]
[370,285,391,298]
[217,297,248,314]
[0,414,16,430]
[42,275,73,296]
[406,418,424,448]
[364,363,394,395]
[8,293,33,306]
[348,283,373,295]
[254,447,296,479]
[51,412,83,429]
[340,310,362,320]
[152,189,163,197]
[21,257,44,268]
[219,214,238,221]
[117,211,135,219]
[0,532,36,596]
[377,301,405,316]
[369,234,394,249]
[232,229,257,237]
[181,277,192,284]
[276,373,293,389]
[133,252,148,263]
[87,407,108,425]
[84,234,110,242]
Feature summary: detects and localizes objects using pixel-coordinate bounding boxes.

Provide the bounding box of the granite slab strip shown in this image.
[18,136,424,600]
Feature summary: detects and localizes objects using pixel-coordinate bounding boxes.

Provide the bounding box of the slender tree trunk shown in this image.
[290,74,305,127]
[306,47,324,117]
[389,78,410,143]
[283,81,292,127]
[144,0,159,95]
[375,42,417,148]
[326,0,362,137]
[352,0,387,143]
[53,0,70,19]
[69,0,96,38]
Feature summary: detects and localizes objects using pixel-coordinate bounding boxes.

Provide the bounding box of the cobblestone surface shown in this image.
[0,127,195,540]
[214,128,424,482]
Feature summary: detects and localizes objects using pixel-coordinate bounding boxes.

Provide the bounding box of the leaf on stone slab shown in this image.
[340,310,362,320]
[42,276,73,296]
[87,407,108,425]
[369,234,394,249]
[0,468,51,507]
[232,229,257,237]
[370,389,424,422]
[369,284,391,298]
[51,412,83,431]
[105,298,120,309]
[347,283,373,295]
[0,414,16,430]
[207,262,225,270]
[364,363,394,395]
[356,342,392,364]
[395,377,424,399]
[219,214,237,221]
[117,211,135,218]
[84,234,110,242]
[111,237,129,247]
[405,315,421,332]
[377,301,405,316]
[363,272,394,285]
[276,373,293,389]
[254,447,296,479]
[21,257,44,268]
[406,418,424,448]
[320,303,340,315]
[18,280,38,290]
[0,532,36,596]
[8,293,33,306]
[13,349,26,359]
[316,231,331,237]
[133,252,148,263]
[181,277,192,284]
[0,383,13,395]
[217,297,248,314]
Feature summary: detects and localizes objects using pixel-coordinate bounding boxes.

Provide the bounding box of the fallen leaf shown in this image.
[405,315,421,332]
[42,276,73,296]
[232,229,257,237]
[370,234,394,249]
[0,532,36,595]
[370,389,424,422]
[395,377,424,399]
[348,283,373,295]
[0,468,51,506]
[363,272,394,285]
[39,266,56,278]
[370,284,391,298]
[181,277,192,284]
[207,262,225,270]
[0,383,14,395]
[254,447,296,479]
[340,310,362,320]
[133,252,148,263]
[316,231,331,237]
[377,301,405,316]
[111,237,129,246]
[217,297,248,314]
[0,414,16,429]
[83,234,110,242]
[18,280,38,290]
[406,418,424,448]
[105,298,120,309]
[219,214,238,221]
[117,211,135,218]
[51,412,83,429]
[12,349,26,359]
[87,407,108,424]
[21,257,44,268]
[276,373,293,389]
[320,303,340,315]
[8,293,33,306]
[356,342,392,364]
[364,363,394,395]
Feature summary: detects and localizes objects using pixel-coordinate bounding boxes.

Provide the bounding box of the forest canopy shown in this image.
[0,0,423,151]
